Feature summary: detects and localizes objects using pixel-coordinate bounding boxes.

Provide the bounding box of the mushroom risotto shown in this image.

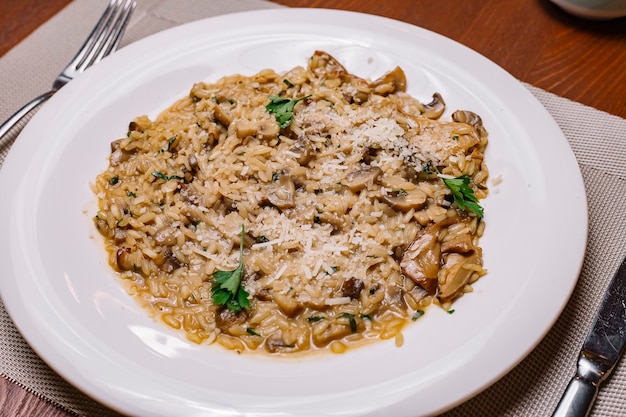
[92,51,489,354]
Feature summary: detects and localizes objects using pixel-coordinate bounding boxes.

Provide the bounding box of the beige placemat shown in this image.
[1,1,626,416]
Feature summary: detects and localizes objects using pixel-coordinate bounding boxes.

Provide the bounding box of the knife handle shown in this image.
[552,375,599,417]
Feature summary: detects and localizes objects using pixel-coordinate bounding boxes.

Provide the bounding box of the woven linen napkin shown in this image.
[1,1,626,416]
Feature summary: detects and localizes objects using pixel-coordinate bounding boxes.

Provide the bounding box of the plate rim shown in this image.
[0,8,587,417]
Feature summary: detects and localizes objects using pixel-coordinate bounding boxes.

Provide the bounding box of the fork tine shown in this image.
[78,0,136,72]
[66,0,119,71]
[94,0,136,63]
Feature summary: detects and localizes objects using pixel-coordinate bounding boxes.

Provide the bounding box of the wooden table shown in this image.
[0,0,624,415]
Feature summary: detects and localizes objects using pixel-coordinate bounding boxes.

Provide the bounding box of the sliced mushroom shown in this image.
[113,227,127,244]
[109,139,133,166]
[290,137,314,165]
[161,249,182,273]
[452,109,488,138]
[235,119,279,141]
[213,104,233,127]
[422,93,445,119]
[268,174,296,209]
[266,331,293,353]
[437,249,482,303]
[400,217,460,294]
[308,50,347,79]
[115,246,144,272]
[371,66,407,95]
[317,211,346,232]
[312,323,353,347]
[387,285,407,309]
[382,188,427,212]
[441,233,474,254]
[345,166,382,192]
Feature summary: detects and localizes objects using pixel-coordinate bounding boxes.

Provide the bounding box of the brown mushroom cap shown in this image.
[268,174,296,209]
[382,188,427,212]
[371,66,407,96]
[345,166,382,192]
[422,93,446,119]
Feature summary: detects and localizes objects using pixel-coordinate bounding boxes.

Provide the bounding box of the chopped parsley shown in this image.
[440,174,484,218]
[210,225,250,313]
[266,95,311,128]
[246,328,260,336]
[109,175,119,185]
[166,135,178,151]
[307,315,325,323]
[447,309,456,315]
[340,313,357,332]
[127,191,137,198]
[412,310,425,321]
[152,171,184,182]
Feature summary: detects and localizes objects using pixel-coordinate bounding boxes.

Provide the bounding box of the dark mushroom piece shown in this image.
[422,93,445,119]
[215,307,248,336]
[345,166,382,192]
[400,217,460,294]
[382,188,427,212]
[341,277,364,299]
[268,174,296,209]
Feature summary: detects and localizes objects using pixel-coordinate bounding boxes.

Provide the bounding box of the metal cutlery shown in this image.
[0,0,136,151]
[552,256,626,416]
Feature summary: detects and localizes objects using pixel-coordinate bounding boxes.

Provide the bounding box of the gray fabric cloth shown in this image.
[1,0,625,416]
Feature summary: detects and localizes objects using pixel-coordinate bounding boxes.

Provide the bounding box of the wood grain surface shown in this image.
[0,0,624,415]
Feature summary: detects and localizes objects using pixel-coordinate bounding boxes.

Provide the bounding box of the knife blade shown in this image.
[552,256,626,417]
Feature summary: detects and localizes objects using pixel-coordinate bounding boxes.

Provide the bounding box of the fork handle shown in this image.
[0,89,57,150]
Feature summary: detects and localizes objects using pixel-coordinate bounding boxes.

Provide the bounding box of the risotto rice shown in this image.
[92,51,489,354]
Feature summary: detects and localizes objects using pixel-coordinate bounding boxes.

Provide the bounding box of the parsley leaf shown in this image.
[266,95,311,128]
[210,225,250,313]
[441,174,484,218]
[152,171,184,182]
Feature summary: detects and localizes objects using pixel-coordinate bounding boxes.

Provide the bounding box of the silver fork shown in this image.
[0,0,136,151]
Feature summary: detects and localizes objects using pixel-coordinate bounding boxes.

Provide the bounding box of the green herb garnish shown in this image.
[447,309,456,315]
[412,310,425,321]
[166,135,178,151]
[441,174,484,218]
[152,171,184,182]
[210,225,250,313]
[127,191,137,198]
[340,313,357,332]
[246,328,260,336]
[109,175,119,185]
[307,315,325,323]
[266,95,311,128]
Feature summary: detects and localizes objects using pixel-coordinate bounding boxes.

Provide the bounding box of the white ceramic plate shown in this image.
[0,9,587,417]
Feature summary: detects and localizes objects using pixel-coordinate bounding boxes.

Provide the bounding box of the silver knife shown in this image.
[552,256,626,417]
